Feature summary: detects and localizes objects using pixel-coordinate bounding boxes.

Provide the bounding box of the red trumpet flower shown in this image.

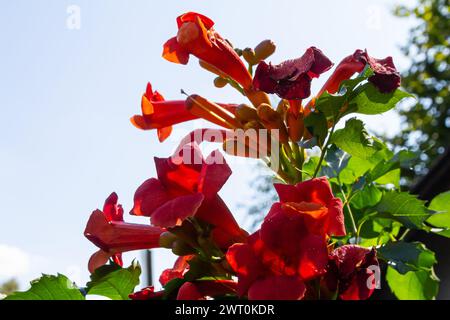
[253,46,333,100]
[131,144,247,248]
[226,177,345,300]
[226,231,308,300]
[131,83,240,142]
[84,193,164,273]
[317,49,400,97]
[163,12,253,89]
[274,177,346,237]
[323,245,379,300]
[130,83,196,142]
[362,52,401,93]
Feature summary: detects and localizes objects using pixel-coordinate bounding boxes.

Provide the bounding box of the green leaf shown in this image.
[163,278,186,299]
[375,192,433,229]
[378,241,436,274]
[364,149,416,188]
[5,274,84,300]
[304,112,328,147]
[86,261,141,300]
[351,184,382,209]
[331,118,381,159]
[427,191,450,237]
[350,83,414,115]
[323,145,350,178]
[339,157,377,184]
[358,218,401,247]
[315,91,347,119]
[315,68,371,119]
[386,267,439,300]
[303,156,321,178]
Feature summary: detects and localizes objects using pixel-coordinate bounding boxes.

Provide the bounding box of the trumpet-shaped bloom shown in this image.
[273,177,346,236]
[226,177,345,300]
[317,49,400,96]
[226,231,309,300]
[163,12,252,89]
[131,83,239,142]
[131,144,247,248]
[362,53,401,93]
[130,83,197,142]
[84,193,164,273]
[323,245,379,300]
[253,47,333,100]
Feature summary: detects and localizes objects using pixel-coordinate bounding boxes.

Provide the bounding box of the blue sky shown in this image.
[0,0,414,290]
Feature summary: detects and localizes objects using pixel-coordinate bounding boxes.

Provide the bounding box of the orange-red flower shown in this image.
[253,47,333,100]
[317,49,400,96]
[317,49,367,96]
[274,177,346,236]
[131,83,239,141]
[362,52,401,93]
[130,83,196,142]
[322,245,379,300]
[226,231,309,300]
[131,144,247,248]
[226,177,345,300]
[84,193,164,273]
[163,12,253,90]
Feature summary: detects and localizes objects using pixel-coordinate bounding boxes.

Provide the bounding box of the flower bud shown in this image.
[257,103,281,123]
[214,77,228,88]
[236,104,258,122]
[159,231,177,249]
[243,120,264,130]
[254,40,276,61]
[277,99,289,116]
[244,88,271,108]
[223,139,260,159]
[171,240,196,256]
[257,104,289,143]
[234,48,243,56]
[287,112,305,143]
[186,94,242,129]
[242,48,258,65]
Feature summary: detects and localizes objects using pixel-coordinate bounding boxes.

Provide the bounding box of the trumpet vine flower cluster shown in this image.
[79,12,445,301]
[6,11,449,302]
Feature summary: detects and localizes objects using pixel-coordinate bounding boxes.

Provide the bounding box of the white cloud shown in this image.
[0,244,31,279]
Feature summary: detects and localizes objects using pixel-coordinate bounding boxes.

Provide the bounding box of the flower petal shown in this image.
[198,150,232,199]
[162,36,190,64]
[150,193,205,228]
[177,280,237,300]
[131,178,171,217]
[248,275,306,300]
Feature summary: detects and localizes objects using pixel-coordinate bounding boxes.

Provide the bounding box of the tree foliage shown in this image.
[391,0,450,181]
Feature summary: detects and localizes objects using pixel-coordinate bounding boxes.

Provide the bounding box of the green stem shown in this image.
[289,142,303,183]
[337,177,358,240]
[313,121,337,178]
[399,229,411,241]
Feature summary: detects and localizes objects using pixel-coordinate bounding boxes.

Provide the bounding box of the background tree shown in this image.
[391,0,450,183]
